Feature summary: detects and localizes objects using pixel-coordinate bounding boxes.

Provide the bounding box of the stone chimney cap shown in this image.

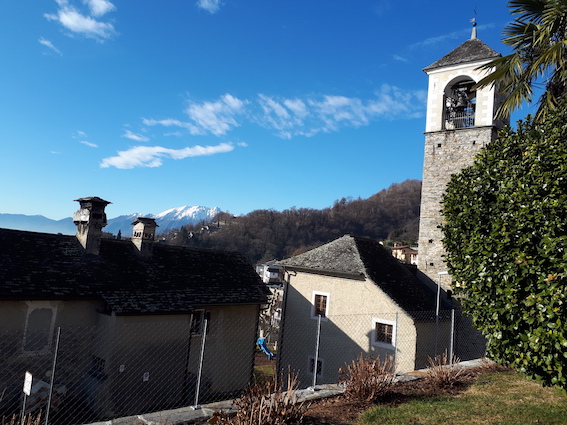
[74,196,112,205]
[131,217,159,227]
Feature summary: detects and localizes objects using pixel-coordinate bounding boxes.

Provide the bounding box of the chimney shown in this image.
[131,217,158,256]
[73,197,111,255]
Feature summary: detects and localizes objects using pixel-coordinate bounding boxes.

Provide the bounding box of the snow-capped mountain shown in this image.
[0,206,223,236]
[106,206,222,235]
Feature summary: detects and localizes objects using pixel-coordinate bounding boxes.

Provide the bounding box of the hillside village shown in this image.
[1,30,508,423]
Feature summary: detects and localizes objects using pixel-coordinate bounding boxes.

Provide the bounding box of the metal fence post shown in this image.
[44,327,61,425]
[312,314,322,388]
[394,312,399,373]
[193,319,208,408]
[449,309,455,365]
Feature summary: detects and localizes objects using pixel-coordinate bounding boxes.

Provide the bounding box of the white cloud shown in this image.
[142,118,201,134]
[393,55,408,62]
[80,140,98,148]
[184,94,248,136]
[100,143,234,169]
[44,0,116,41]
[39,37,62,55]
[140,87,425,142]
[84,0,115,17]
[409,24,494,49]
[197,0,221,14]
[257,85,426,138]
[257,95,309,139]
[122,130,149,142]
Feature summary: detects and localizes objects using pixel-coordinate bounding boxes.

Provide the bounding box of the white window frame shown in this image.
[311,291,330,320]
[307,355,324,377]
[22,301,58,355]
[371,317,396,350]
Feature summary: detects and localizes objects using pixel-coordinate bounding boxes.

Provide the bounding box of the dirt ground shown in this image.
[301,372,479,425]
[249,351,485,425]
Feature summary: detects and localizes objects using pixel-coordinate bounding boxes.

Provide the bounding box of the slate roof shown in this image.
[0,227,269,315]
[423,38,501,72]
[278,235,449,317]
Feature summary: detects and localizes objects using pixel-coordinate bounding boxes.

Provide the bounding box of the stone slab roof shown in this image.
[279,235,449,316]
[423,38,501,72]
[0,228,269,315]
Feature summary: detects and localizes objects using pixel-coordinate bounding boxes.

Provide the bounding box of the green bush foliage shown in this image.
[441,110,567,389]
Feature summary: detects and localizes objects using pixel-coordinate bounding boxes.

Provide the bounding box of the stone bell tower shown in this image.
[417,27,509,289]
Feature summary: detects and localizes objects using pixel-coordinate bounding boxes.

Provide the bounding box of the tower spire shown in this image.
[470,14,477,39]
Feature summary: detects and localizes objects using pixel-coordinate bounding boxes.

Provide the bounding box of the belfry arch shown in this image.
[443,77,476,129]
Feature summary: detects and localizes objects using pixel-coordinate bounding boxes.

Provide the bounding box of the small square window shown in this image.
[312,292,329,319]
[437,143,442,148]
[314,295,327,317]
[375,322,393,344]
[372,318,396,349]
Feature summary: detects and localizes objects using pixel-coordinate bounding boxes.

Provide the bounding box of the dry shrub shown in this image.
[339,354,395,402]
[210,371,305,425]
[2,413,42,425]
[426,351,467,388]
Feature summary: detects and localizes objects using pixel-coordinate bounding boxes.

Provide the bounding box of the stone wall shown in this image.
[418,125,498,288]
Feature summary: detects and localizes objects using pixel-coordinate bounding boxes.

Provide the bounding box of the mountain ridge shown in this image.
[0,205,222,236]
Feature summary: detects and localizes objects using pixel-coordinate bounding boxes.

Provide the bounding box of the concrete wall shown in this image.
[278,271,419,387]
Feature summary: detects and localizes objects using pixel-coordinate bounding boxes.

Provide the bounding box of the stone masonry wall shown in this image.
[418,126,498,289]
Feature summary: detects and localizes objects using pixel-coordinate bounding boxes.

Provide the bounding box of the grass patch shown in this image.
[254,364,275,385]
[359,371,567,425]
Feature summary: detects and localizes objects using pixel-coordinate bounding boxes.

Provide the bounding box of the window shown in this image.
[191,310,210,336]
[311,292,329,319]
[372,318,396,349]
[443,79,476,129]
[89,355,107,379]
[308,356,323,376]
[23,302,58,353]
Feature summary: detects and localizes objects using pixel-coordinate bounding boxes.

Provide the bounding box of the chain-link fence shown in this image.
[0,309,484,425]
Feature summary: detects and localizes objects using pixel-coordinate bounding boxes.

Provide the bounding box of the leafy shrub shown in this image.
[339,353,395,401]
[442,108,567,389]
[426,352,466,388]
[211,371,305,425]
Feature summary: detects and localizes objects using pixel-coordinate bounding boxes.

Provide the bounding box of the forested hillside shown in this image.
[164,179,421,264]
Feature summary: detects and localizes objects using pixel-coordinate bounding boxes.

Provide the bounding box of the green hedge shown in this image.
[441,109,567,388]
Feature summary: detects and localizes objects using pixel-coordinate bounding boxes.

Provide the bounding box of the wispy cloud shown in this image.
[44,0,116,41]
[139,87,425,144]
[409,24,495,50]
[100,143,234,169]
[256,85,426,138]
[80,140,98,148]
[393,55,407,62]
[39,37,62,55]
[197,0,221,14]
[145,95,248,136]
[185,94,248,136]
[85,0,115,17]
[122,130,149,142]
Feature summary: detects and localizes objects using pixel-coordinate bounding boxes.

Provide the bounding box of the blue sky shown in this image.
[1,1,522,220]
